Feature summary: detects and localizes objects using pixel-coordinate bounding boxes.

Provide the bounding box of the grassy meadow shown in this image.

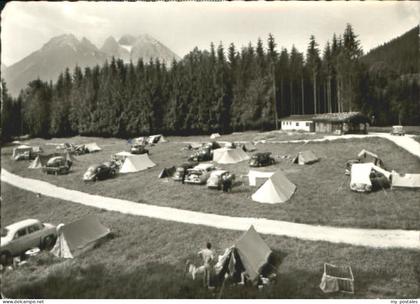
[2,132,420,229]
[1,184,419,299]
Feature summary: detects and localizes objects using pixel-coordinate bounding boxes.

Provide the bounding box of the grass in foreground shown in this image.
[2,134,420,230]
[1,184,419,299]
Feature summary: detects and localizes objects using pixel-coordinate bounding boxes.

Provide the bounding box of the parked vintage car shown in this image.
[0,219,56,265]
[172,161,199,181]
[390,125,405,136]
[42,156,72,175]
[188,147,213,162]
[83,162,117,182]
[184,163,216,184]
[207,170,236,190]
[130,144,149,155]
[249,152,275,167]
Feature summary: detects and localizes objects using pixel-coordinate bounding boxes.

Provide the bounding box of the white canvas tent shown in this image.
[391,171,420,189]
[350,163,391,192]
[292,150,319,165]
[248,170,275,186]
[251,170,296,204]
[119,154,156,173]
[51,215,110,259]
[213,148,250,164]
[148,134,167,144]
[85,143,102,153]
[210,133,221,139]
[28,155,44,169]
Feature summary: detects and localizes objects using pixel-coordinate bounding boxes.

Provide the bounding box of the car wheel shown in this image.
[0,251,12,266]
[42,235,55,250]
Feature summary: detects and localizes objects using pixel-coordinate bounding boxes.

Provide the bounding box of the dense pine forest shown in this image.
[1,24,419,141]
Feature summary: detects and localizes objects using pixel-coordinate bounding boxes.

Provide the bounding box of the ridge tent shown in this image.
[148,134,167,144]
[391,171,420,189]
[214,225,272,283]
[119,154,156,173]
[248,170,275,187]
[85,143,102,153]
[251,170,296,204]
[213,148,250,164]
[350,163,391,193]
[159,166,176,178]
[357,149,384,167]
[210,133,221,139]
[292,150,319,165]
[51,215,110,259]
[28,155,44,169]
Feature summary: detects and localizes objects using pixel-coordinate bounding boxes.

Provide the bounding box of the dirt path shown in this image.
[2,169,419,250]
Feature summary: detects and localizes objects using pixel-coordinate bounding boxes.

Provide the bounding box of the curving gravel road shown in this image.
[2,169,419,250]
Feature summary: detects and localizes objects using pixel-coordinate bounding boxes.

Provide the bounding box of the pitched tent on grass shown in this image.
[357,149,384,167]
[210,133,221,139]
[119,154,156,173]
[248,170,275,187]
[251,170,296,204]
[51,215,110,259]
[159,166,176,178]
[85,142,102,153]
[214,225,272,283]
[148,134,167,144]
[391,171,420,189]
[292,150,319,165]
[350,163,391,193]
[28,155,44,169]
[213,148,250,164]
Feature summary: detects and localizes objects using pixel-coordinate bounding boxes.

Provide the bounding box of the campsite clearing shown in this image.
[2,134,419,230]
[1,184,419,299]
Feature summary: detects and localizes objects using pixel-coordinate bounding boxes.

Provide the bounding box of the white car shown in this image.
[1,219,56,265]
[185,163,216,184]
[207,170,235,189]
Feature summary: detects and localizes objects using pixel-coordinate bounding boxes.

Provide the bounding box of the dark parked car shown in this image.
[188,147,213,162]
[130,144,149,155]
[202,141,221,150]
[249,152,275,167]
[172,161,199,181]
[42,156,72,175]
[83,162,117,182]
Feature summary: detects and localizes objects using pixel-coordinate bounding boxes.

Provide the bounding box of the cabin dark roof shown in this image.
[312,112,369,123]
[280,115,315,122]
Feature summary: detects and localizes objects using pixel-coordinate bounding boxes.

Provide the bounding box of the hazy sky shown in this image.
[1,1,419,66]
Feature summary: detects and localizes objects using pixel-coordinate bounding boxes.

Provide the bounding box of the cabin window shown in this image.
[296,122,299,126]
[306,122,310,127]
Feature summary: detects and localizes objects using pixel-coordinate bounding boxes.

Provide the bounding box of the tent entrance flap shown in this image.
[215,226,272,283]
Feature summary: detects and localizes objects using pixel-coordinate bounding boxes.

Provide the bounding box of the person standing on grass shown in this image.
[187,242,215,288]
[181,168,186,184]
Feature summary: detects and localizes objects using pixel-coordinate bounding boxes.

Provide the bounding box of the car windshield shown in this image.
[87,167,96,173]
[1,228,9,237]
[189,170,202,175]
